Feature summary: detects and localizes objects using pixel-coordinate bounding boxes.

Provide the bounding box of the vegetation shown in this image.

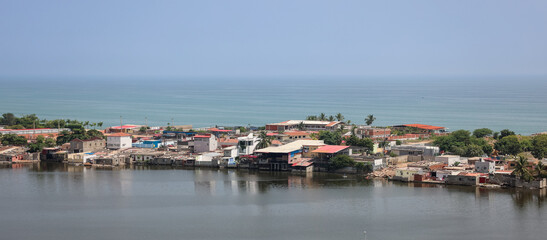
[0,133,28,146]
[0,113,102,130]
[318,130,343,145]
[512,156,534,182]
[433,130,493,157]
[329,155,355,169]
[365,114,375,126]
[28,135,56,153]
[345,135,374,153]
[256,131,273,149]
[56,125,105,145]
[495,135,523,156]
[531,134,547,159]
[473,128,493,138]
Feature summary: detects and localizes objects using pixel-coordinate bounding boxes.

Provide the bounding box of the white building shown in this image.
[475,159,496,173]
[107,133,132,150]
[237,133,260,156]
[194,134,218,153]
[435,155,462,166]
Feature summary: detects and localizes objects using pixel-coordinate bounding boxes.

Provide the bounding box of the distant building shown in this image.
[266,120,342,131]
[435,155,462,166]
[391,144,440,156]
[193,134,218,153]
[0,128,69,140]
[392,124,447,134]
[107,133,132,150]
[69,138,105,153]
[356,127,391,139]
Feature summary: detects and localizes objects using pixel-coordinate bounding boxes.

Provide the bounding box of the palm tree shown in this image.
[365,114,376,126]
[319,113,326,121]
[335,113,344,122]
[512,156,534,181]
[536,161,545,179]
[306,115,318,120]
[257,131,273,149]
[297,121,305,131]
[328,115,335,121]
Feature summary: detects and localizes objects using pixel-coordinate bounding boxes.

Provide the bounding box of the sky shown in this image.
[1,0,546,78]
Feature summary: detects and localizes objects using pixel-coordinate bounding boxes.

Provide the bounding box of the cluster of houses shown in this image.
[2,120,545,189]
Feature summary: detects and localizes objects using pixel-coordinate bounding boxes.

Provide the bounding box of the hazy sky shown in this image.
[1,0,546,78]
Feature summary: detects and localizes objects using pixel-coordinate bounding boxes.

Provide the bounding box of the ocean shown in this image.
[0,76,545,134]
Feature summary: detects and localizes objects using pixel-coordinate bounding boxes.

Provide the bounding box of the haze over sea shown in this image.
[1,76,545,135]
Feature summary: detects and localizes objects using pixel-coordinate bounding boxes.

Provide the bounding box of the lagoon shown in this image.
[1,163,546,240]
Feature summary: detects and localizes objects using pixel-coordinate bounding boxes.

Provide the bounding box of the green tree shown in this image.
[535,161,546,179]
[473,128,493,138]
[531,134,547,159]
[0,134,27,146]
[462,144,484,157]
[0,113,16,125]
[365,114,376,126]
[330,155,355,170]
[318,131,342,145]
[328,115,335,121]
[500,129,516,139]
[495,135,522,156]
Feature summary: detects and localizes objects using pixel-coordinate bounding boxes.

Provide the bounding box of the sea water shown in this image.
[0,76,545,134]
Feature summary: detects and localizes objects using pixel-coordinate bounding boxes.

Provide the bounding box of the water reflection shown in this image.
[2,163,546,209]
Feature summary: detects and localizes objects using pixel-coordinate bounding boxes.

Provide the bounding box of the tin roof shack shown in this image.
[194,134,218,153]
[255,140,325,171]
[195,152,222,167]
[475,158,496,174]
[445,173,480,186]
[69,138,105,153]
[130,151,164,165]
[67,152,96,164]
[0,146,39,163]
[311,145,351,172]
[393,168,423,182]
[40,147,67,162]
[291,158,314,173]
[237,133,260,156]
[93,154,128,167]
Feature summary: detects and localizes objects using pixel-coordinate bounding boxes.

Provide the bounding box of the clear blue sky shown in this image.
[1,0,546,78]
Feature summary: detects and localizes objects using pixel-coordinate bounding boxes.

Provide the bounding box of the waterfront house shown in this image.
[107,133,132,150]
[255,140,325,171]
[445,173,480,186]
[311,145,351,171]
[195,152,222,167]
[69,138,105,153]
[237,133,260,155]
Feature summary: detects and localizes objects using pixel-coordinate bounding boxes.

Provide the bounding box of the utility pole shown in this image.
[120,116,123,132]
[145,117,148,127]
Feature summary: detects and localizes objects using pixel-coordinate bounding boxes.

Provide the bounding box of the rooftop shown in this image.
[312,145,350,154]
[108,133,131,137]
[268,120,341,126]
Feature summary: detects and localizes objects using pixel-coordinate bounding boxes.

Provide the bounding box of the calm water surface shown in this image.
[1,163,546,240]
